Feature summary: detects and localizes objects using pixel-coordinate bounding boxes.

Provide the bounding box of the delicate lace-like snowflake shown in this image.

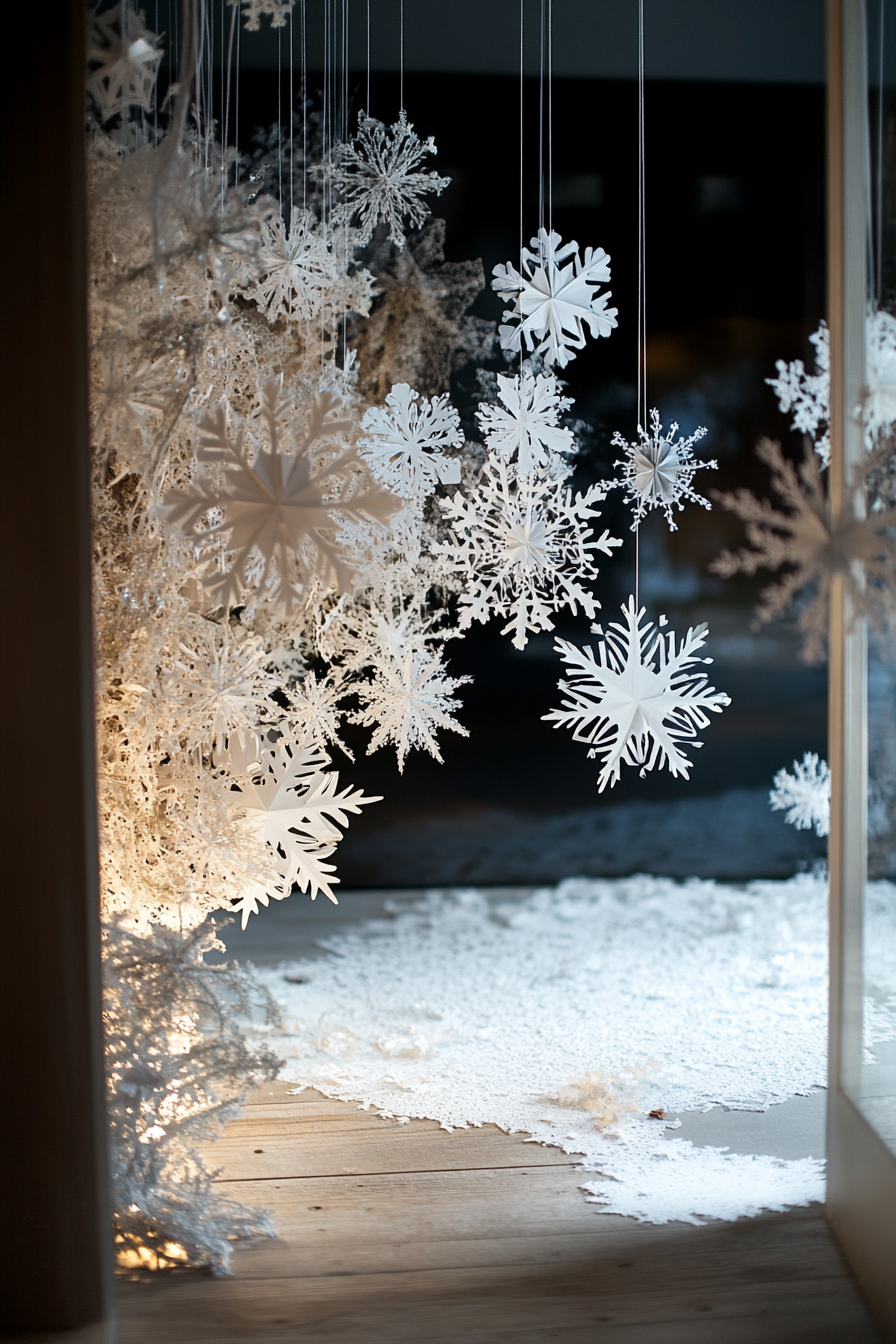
[711,438,896,663]
[544,598,731,792]
[491,229,618,369]
[323,112,451,250]
[228,0,294,30]
[232,728,380,922]
[437,461,622,650]
[610,409,716,530]
[359,383,463,496]
[767,322,831,465]
[769,752,830,837]
[477,370,575,474]
[87,5,163,122]
[251,207,341,322]
[160,377,398,612]
[163,622,280,753]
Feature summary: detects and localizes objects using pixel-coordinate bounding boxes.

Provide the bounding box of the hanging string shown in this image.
[277,24,283,210]
[288,1,294,212]
[223,0,237,172]
[519,0,524,372]
[367,0,371,113]
[876,0,884,303]
[547,0,552,235]
[399,0,405,114]
[635,0,646,610]
[301,0,306,208]
[538,0,544,233]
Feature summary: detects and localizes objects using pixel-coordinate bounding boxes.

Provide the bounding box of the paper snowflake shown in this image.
[232,729,380,922]
[252,207,341,323]
[228,0,294,30]
[351,629,470,772]
[711,438,896,663]
[544,598,731,792]
[610,408,716,530]
[87,5,163,123]
[769,752,830,837]
[491,229,618,369]
[438,461,622,650]
[359,383,463,496]
[477,370,575,474]
[160,377,398,612]
[767,322,831,465]
[323,112,451,250]
[865,308,896,446]
[163,622,281,754]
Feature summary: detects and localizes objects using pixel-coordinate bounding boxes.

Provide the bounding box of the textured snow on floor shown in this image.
[258,875,896,1225]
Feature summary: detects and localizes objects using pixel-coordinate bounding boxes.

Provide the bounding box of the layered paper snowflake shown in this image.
[87,5,163,122]
[323,112,451,250]
[544,598,731,792]
[252,207,342,323]
[491,229,618,369]
[766,322,831,465]
[769,752,830,837]
[231,729,380,923]
[360,383,463,496]
[477,370,575,474]
[162,621,281,754]
[228,0,294,30]
[611,408,716,530]
[711,438,896,662]
[160,377,398,611]
[438,461,622,650]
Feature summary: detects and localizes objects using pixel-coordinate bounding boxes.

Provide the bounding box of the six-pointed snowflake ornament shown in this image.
[160,377,398,612]
[438,461,622,650]
[251,207,342,323]
[491,229,618,369]
[323,112,451,250]
[232,728,380,922]
[359,383,463,496]
[766,322,831,466]
[544,598,731,792]
[769,752,830,837]
[476,370,575,474]
[163,622,281,754]
[228,0,294,30]
[87,4,163,123]
[611,408,716,530]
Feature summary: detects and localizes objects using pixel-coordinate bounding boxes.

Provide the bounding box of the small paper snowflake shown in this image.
[491,229,618,369]
[865,307,896,446]
[437,460,622,650]
[476,370,575,474]
[766,322,831,465]
[544,598,731,792]
[359,383,463,496]
[87,5,163,123]
[163,622,280,754]
[323,112,451,250]
[769,752,830,837]
[610,408,716,530]
[160,377,398,612]
[227,0,294,30]
[252,207,341,323]
[232,728,380,922]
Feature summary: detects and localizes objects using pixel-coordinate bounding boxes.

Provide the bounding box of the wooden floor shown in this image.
[116,1081,881,1343]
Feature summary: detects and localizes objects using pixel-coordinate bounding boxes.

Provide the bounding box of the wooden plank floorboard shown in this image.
[117,1087,881,1343]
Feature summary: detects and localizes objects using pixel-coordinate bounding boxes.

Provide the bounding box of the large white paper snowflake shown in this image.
[323,112,451,250]
[359,383,462,496]
[251,207,342,323]
[769,752,830,837]
[231,729,380,923]
[476,370,575,474]
[87,5,163,122]
[438,461,622,650]
[160,377,398,612]
[491,229,618,369]
[766,322,831,465]
[228,0,294,30]
[544,598,731,792]
[610,408,716,530]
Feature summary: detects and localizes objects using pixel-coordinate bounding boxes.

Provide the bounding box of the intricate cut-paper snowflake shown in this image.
[323,112,451,250]
[160,377,398,612]
[163,622,280,753]
[711,438,896,663]
[769,752,830,837]
[438,461,622,650]
[228,0,294,30]
[865,308,896,446]
[359,383,462,496]
[87,5,163,122]
[351,630,470,772]
[491,229,618,369]
[251,207,341,322]
[767,322,831,465]
[611,408,716,530]
[477,370,575,474]
[544,598,731,792]
[233,729,380,923]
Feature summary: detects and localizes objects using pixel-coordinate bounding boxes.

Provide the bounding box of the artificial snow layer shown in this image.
[256,875,895,1225]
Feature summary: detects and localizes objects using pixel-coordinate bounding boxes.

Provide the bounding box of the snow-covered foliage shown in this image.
[492,228,618,368]
[769,753,830,837]
[545,598,731,792]
[477,369,575,474]
[322,111,451,250]
[611,408,716,530]
[360,382,463,495]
